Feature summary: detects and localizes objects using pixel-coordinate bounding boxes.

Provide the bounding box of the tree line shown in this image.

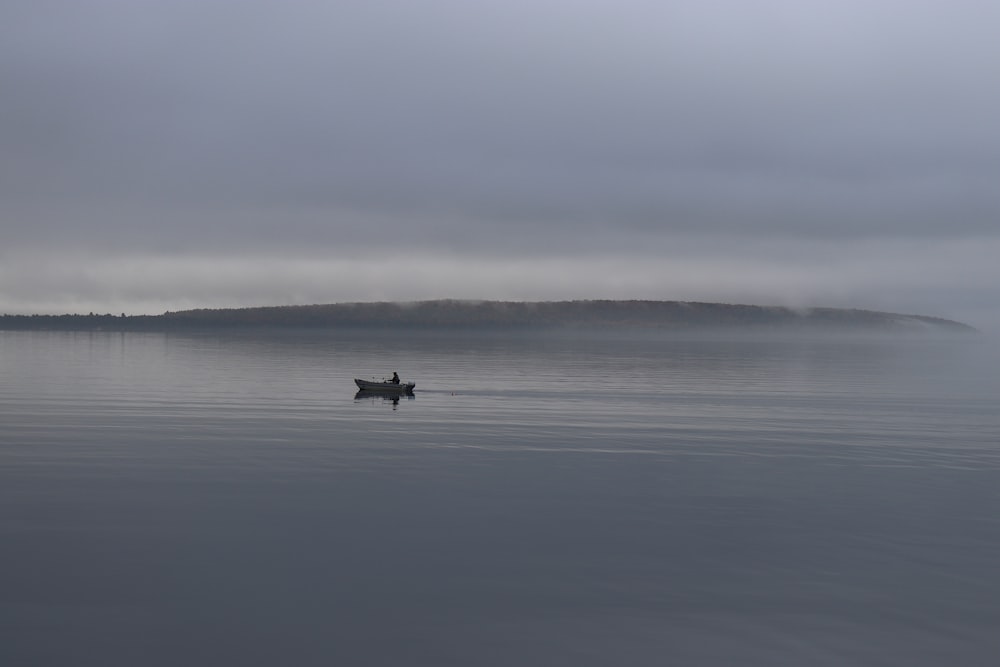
[0,300,975,332]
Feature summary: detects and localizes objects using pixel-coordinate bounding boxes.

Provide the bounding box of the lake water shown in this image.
[2,329,999,666]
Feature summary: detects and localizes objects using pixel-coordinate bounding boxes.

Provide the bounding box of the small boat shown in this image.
[354,378,416,393]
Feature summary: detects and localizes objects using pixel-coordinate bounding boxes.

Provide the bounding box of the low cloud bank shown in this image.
[3,235,996,330]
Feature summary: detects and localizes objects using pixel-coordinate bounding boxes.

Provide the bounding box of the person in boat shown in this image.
[390,372,400,384]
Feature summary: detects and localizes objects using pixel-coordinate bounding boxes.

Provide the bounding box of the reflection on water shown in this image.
[355,389,416,407]
[1,329,999,666]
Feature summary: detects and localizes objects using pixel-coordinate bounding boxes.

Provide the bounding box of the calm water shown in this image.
[2,329,999,666]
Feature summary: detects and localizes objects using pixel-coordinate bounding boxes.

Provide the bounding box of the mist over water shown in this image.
[2,329,999,666]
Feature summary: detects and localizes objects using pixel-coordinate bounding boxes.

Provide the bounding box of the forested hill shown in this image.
[1,300,977,333]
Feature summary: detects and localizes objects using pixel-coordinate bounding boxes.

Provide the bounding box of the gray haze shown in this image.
[2,1,998,327]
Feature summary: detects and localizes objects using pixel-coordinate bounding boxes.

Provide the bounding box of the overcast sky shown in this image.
[2,0,998,327]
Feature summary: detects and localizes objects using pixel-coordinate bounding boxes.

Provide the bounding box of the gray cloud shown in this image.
[2,0,998,327]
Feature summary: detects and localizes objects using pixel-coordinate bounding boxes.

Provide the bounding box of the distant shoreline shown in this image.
[0,300,977,334]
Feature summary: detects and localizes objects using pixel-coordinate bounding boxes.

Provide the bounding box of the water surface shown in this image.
[2,330,999,665]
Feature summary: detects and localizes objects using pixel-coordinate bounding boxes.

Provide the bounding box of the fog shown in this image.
[2,1,998,329]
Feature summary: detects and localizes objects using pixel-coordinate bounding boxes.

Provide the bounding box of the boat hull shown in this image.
[354,379,416,393]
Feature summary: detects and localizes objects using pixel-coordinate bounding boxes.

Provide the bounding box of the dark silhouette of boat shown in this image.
[354,378,415,393]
